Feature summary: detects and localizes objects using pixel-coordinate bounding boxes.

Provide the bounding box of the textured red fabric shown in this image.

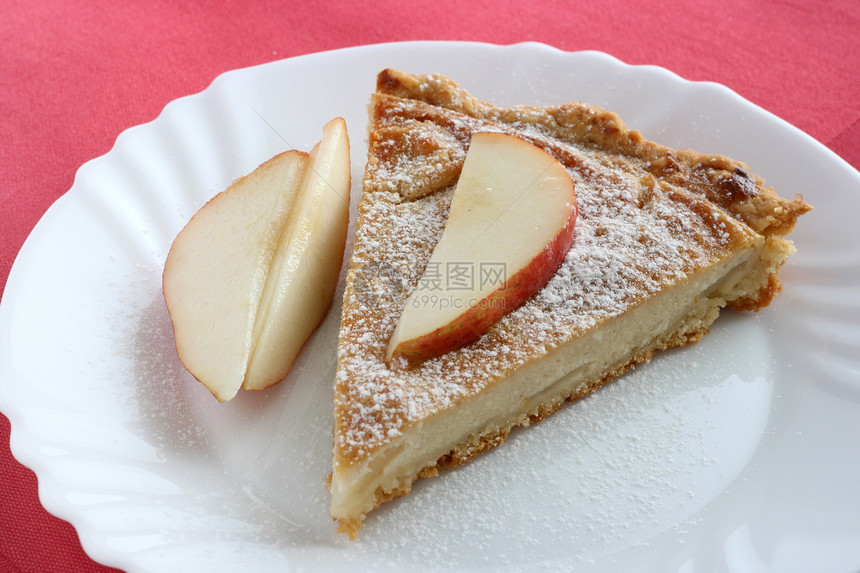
[1,0,858,571]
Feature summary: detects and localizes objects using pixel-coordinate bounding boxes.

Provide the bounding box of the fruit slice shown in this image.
[163,118,351,401]
[244,118,351,389]
[386,132,577,362]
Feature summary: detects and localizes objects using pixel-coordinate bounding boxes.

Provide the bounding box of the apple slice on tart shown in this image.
[387,132,577,363]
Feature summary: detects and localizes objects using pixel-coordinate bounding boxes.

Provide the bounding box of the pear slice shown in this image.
[163,118,351,401]
[386,132,577,363]
[244,118,351,390]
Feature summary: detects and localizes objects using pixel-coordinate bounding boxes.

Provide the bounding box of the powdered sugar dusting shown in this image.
[334,89,754,461]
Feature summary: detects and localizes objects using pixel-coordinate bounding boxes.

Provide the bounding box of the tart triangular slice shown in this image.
[330,69,810,537]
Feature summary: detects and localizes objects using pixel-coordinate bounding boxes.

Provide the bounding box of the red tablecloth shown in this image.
[1,1,858,571]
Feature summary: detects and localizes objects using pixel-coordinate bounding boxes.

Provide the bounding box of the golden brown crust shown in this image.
[729,272,783,311]
[375,69,811,236]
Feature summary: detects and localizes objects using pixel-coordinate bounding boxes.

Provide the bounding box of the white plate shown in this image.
[2,42,859,573]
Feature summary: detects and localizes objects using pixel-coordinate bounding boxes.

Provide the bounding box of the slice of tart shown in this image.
[330,69,810,538]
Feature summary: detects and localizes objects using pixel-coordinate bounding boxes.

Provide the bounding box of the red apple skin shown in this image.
[390,201,577,362]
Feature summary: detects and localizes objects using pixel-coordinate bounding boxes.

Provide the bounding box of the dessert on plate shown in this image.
[329,69,810,537]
